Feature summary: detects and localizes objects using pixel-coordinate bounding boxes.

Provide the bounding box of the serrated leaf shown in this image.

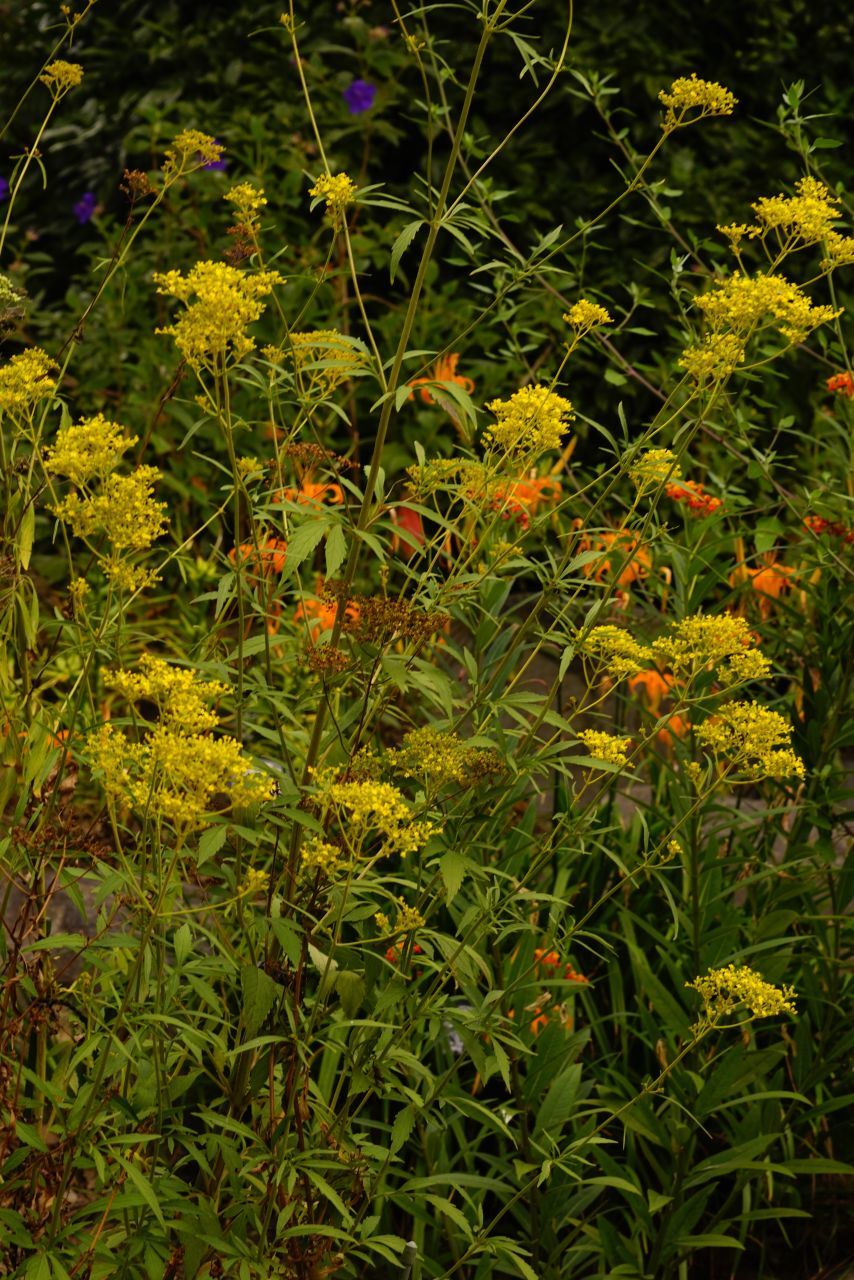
[439,850,466,904]
[198,823,228,865]
[390,219,423,283]
[173,922,192,966]
[391,1104,415,1153]
[240,964,280,1036]
[325,523,347,578]
[286,518,328,574]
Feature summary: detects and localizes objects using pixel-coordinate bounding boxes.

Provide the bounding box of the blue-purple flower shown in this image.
[203,139,228,171]
[0,177,9,202]
[73,191,97,224]
[343,80,377,115]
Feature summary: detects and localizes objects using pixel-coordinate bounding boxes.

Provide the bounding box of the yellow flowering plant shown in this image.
[1,6,851,1280]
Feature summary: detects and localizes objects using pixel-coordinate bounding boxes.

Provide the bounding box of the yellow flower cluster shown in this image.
[564,300,613,332]
[309,172,357,225]
[687,964,796,1021]
[483,385,574,460]
[90,658,271,832]
[696,700,805,779]
[102,559,160,593]
[749,176,839,247]
[108,655,226,733]
[578,729,632,767]
[288,329,367,395]
[90,721,273,831]
[326,779,436,855]
[0,348,57,414]
[154,261,282,369]
[162,129,224,176]
[628,447,681,493]
[651,614,770,682]
[822,230,854,270]
[679,333,746,383]
[376,899,425,933]
[301,838,343,876]
[226,181,267,226]
[393,726,502,788]
[581,625,653,679]
[52,466,167,552]
[40,60,84,96]
[45,413,137,485]
[242,868,269,896]
[658,73,737,131]
[695,273,841,345]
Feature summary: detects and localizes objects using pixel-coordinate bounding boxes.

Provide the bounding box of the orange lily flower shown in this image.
[628,669,674,717]
[277,482,344,507]
[576,525,652,588]
[827,371,854,398]
[228,537,288,577]
[409,352,475,405]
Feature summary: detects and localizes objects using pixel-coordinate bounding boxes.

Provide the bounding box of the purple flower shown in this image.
[0,177,8,202]
[73,191,97,224]
[343,79,377,115]
[203,139,228,171]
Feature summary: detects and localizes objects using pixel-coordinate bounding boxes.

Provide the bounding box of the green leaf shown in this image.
[240,964,280,1037]
[286,518,328,574]
[439,850,466,904]
[336,970,365,1018]
[198,823,228,865]
[534,1063,581,1138]
[674,1233,744,1251]
[113,1153,166,1228]
[390,219,423,283]
[173,922,192,966]
[17,502,35,571]
[25,1255,51,1280]
[391,1104,416,1153]
[325,522,347,579]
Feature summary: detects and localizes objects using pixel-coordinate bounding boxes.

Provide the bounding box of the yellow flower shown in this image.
[483,385,574,461]
[578,729,632,767]
[652,614,769,682]
[679,334,746,383]
[162,130,224,176]
[717,223,751,250]
[580,625,653,679]
[627,447,681,493]
[696,700,804,780]
[45,413,137,485]
[687,964,796,1021]
[102,559,160,593]
[0,348,57,413]
[225,181,267,225]
[154,261,282,369]
[822,230,854,270]
[109,655,227,733]
[393,726,503,788]
[564,300,613,332]
[51,467,167,551]
[377,898,425,933]
[694,273,840,345]
[309,172,357,226]
[40,60,84,96]
[325,778,437,855]
[749,176,840,247]
[289,329,368,395]
[658,73,737,131]
[242,868,269,896]
[301,838,343,876]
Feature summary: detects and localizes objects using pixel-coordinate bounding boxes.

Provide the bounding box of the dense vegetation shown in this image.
[0,3,852,1278]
